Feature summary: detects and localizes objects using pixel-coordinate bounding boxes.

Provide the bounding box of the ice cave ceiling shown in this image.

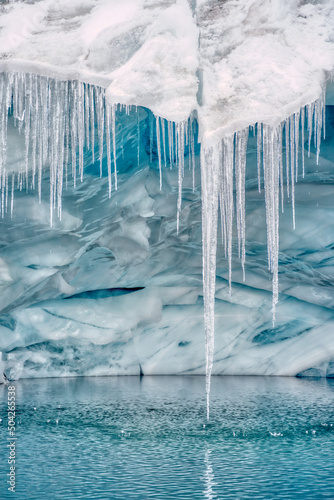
[0,0,333,381]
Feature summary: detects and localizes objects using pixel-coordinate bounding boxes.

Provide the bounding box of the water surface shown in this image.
[1,376,334,499]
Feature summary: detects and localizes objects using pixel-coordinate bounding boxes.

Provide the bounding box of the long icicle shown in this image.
[201,143,220,421]
[235,128,248,281]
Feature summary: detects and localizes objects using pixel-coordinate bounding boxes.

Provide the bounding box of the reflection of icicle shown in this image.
[204,449,219,500]
[201,144,220,421]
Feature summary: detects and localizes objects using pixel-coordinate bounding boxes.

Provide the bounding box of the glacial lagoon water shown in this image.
[1,375,334,499]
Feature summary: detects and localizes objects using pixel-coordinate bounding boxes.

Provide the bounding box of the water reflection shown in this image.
[0,376,333,499]
[204,449,219,500]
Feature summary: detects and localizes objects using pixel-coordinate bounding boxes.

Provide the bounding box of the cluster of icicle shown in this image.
[148,112,197,233]
[0,71,116,225]
[0,71,196,227]
[202,91,325,420]
[0,71,326,420]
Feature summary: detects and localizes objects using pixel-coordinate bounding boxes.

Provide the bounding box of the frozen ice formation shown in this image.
[0,0,333,414]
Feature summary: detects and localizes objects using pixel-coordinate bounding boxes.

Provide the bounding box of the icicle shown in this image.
[105,103,112,197]
[300,107,305,178]
[314,92,324,165]
[168,121,173,167]
[89,85,95,164]
[137,111,140,168]
[149,113,154,163]
[1,168,5,218]
[0,75,5,181]
[30,74,38,190]
[307,101,314,158]
[322,88,326,141]
[161,117,167,169]
[176,122,185,234]
[234,128,248,281]
[285,118,290,199]
[278,124,284,213]
[201,143,220,421]
[57,82,66,220]
[13,73,25,134]
[95,87,105,178]
[189,115,196,192]
[121,134,124,160]
[10,174,14,217]
[155,115,162,190]
[294,111,299,183]
[5,172,8,214]
[219,136,234,292]
[77,81,85,182]
[85,83,90,150]
[24,73,31,192]
[262,125,280,324]
[289,115,296,230]
[70,81,78,188]
[256,122,262,193]
[111,104,117,190]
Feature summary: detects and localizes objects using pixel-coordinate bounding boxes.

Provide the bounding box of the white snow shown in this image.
[0,0,332,130]
[197,0,334,144]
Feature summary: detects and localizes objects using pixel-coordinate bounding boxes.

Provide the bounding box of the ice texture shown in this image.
[0,94,333,386]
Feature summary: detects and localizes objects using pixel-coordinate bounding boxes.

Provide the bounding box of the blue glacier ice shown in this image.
[0,0,333,413]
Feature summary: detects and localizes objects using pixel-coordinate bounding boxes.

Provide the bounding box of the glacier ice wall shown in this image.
[0,75,333,383]
[0,0,333,384]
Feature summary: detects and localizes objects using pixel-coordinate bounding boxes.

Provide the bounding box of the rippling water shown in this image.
[1,376,334,499]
